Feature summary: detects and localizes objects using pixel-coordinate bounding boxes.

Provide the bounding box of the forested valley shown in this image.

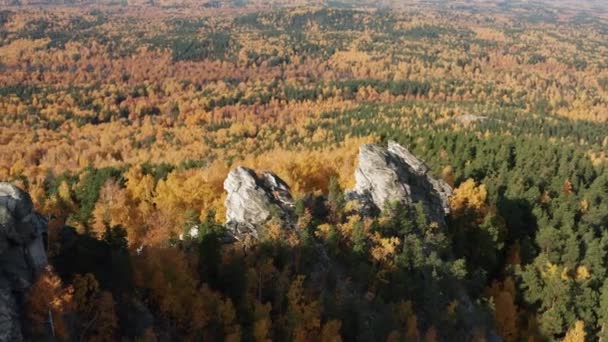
[1,0,608,341]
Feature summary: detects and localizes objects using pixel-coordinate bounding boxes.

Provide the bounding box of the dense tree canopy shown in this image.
[1,0,607,340]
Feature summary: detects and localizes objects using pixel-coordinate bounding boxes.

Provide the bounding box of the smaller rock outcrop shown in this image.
[452,114,488,125]
[348,142,452,226]
[0,182,48,342]
[224,167,295,240]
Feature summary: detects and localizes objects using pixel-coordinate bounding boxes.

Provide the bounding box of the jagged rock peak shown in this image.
[348,141,453,226]
[0,182,49,342]
[224,167,294,240]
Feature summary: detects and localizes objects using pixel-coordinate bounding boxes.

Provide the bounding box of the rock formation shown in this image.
[453,114,488,125]
[224,167,295,240]
[223,143,452,238]
[0,183,48,342]
[348,141,452,226]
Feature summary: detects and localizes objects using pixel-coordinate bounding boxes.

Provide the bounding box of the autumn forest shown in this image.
[1,0,608,341]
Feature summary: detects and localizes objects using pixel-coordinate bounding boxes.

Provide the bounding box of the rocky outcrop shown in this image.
[223,144,452,238]
[452,114,488,125]
[224,167,295,240]
[0,183,48,342]
[348,141,452,226]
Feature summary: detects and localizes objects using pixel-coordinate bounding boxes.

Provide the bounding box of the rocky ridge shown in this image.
[223,142,453,238]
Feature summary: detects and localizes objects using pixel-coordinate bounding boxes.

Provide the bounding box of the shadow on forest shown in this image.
[496,196,538,264]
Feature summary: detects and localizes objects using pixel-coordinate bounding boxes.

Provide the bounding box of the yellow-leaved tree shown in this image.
[287,275,322,342]
[26,266,74,340]
[562,321,585,342]
[449,178,506,275]
[72,273,118,342]
[486,277,519,342]
[92,179,144,245]
[253,301,272,342]
[450,178,489,218]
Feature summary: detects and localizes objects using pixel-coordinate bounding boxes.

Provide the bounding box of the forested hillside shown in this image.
[1,0,608,341]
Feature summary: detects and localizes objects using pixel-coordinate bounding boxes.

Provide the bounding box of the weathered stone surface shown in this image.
[0,287,21,342]
[0,183,34,223]
[387,142,453,216]
[0,207,16,255]
[0,182,48,342]
[224,167,294,239]
[348,142,453,226]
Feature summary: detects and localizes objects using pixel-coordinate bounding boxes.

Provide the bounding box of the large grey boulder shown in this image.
[224,167,295,240]
[0,182,48,342]
[348,141,453,226]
